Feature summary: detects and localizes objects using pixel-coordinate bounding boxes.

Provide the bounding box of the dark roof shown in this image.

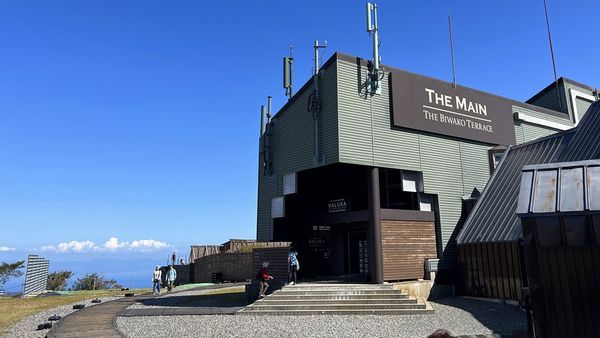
[526,77,595,104]
[556,100,600,162]
[457,101,600,244]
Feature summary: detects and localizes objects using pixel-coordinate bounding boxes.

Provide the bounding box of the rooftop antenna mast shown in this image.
[542,0,562,110]
[310,40,327,163]
[366,2,382,95]
[283,46,294,100]
[448,12,457,88]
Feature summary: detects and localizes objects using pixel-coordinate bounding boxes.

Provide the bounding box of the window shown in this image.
[488,146,507,173]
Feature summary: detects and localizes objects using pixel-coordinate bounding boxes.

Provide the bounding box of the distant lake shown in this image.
[4,257,166,293]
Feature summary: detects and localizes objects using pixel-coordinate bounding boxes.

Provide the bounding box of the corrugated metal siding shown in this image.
[513,105,571,125]
[514,123,525,144]
[256,60,339,241]
[419,134,463,268]
[456,131,574,244]
[320,62,339,164]
[564,81,594,121]
[512,105,573,145]
[337,59,375,165]
[337,60,421,170]
[521,122,554,142]
[575,97,593,120]
[459,141,491,197]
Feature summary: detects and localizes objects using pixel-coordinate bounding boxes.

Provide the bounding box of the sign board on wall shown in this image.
[328,198,349,213]
[389,70,516,146]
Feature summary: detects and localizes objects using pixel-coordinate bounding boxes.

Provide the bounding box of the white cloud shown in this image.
[56,240,97,253]
[103,237,127,251]
[130,239,168,250]
[0,246,16,252]
[40,237,169,253]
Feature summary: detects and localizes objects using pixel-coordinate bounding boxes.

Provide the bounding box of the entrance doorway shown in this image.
[346,231,368,275]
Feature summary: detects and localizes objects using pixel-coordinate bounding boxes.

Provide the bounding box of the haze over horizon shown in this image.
[1,1,599,284]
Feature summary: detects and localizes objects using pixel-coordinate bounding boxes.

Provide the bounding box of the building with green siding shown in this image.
[256,51,597,284]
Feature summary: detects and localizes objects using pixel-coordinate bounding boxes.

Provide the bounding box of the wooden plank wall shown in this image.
[193,253,253,282]
[458,242,523,301]
[381,220,437,281]
[252,246,290,282]
[535,247,600,337]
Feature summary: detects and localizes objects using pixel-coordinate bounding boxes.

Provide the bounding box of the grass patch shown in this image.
[0,288,150,335]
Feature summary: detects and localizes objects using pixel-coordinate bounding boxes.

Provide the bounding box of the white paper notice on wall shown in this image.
[402,171,419,192]
[419,194,433,212]
[271,196,285,218]
[283,172,297,195]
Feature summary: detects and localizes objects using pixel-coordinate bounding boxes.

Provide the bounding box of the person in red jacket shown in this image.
[257,261,273,298]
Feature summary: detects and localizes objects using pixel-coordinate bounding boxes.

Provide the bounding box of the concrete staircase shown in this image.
[237,283,433,315]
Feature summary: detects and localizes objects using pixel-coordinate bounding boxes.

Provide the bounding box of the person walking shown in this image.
[152,265,162,295]
[257,262,273,298]
[288,247,300,285]
[166,265,177,292]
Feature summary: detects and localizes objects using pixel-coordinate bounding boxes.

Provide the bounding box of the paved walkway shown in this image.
[47,294,148,338]
[46,283,248,338]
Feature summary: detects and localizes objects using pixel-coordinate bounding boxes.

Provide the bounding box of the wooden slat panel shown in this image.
[547,250,565,338]
[511,242,523,301]
[500,242,511,299]
[587,251,600,336]
[481,243,492,298]
[380,220,437,281]
[558,250,577,338]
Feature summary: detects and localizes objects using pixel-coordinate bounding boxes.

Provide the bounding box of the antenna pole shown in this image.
[267,96,272,119]
[289,46,294,97]
[542,0,562,110]
[283,46,294,100]
[372,4,379,72]
[448,13,456,88]
[366,3,382,95]
[312,40,327,163]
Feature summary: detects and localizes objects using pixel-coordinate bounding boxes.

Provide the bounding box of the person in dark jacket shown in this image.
[257,261,273,298]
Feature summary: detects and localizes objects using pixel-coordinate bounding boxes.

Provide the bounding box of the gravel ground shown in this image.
[4,297,120,338]
[117,297,526,338]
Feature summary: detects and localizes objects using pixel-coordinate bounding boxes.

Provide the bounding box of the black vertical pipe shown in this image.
[368,167,383,283]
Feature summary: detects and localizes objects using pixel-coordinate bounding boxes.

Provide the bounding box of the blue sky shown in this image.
[1,0,598,266]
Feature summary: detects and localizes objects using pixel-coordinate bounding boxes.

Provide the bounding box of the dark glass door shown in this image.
[347,231,368,274]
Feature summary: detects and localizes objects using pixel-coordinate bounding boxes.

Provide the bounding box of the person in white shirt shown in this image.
[152,265,162,295]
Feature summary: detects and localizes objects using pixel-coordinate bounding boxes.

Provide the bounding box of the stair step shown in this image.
[247,303,426,311]
[268,293,409,300]
[276,290,407,295]
[286,284,395,289]
[237,308,434,316]
[260,298,417,304]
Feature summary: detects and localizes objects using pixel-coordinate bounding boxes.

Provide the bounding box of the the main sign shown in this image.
[390,70,516,145]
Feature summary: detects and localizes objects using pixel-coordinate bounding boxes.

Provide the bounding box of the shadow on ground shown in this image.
[433,297,528,336]
[138,292,248,308]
